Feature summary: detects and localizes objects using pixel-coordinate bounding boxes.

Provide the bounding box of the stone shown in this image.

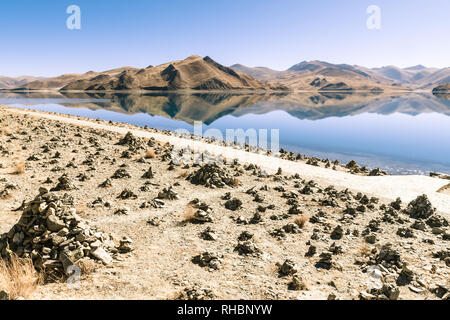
[187,163,237,188]
[111,168,131,179]
[278,259,297,276]
[305,245,317,257]
[118,237,133,253]
[404,194,436,219]
[141,167,154,179]
[116,132,143,149]
[46,214,66,232]
[365,234,377,244]
[192,252,222,270]
[200,227,217,241]
[331,225,344,240]
[59,251,75,273]
[0,290,10,301]
[225,198,242,211]
[180,286,214,300]
[91,247,113,265]
[234,240,262,256]
[376,243,403,269]
[0,188,130,277]
[157,186,179,200]
[289,275,307,291]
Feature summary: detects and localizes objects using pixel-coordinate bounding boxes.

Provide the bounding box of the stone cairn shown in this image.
[0,188,131,278]
[187,163,237,188]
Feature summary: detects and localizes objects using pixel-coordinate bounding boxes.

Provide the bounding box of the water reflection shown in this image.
[1,91,449,174]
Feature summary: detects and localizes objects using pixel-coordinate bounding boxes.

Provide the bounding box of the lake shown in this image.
[1,91,450,175]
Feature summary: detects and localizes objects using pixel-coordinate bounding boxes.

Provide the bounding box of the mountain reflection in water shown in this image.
[1,91,450,175]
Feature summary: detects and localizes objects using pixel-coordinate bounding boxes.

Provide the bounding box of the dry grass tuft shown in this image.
[294,215,309,229]
[145,149,156,159]
[358,243,372,257]
[231,177,241,187]
[76,258,97,278]
[12,161,26,175]
[178,170,189,178]
[0,253,41,300]
[182,205,196,222]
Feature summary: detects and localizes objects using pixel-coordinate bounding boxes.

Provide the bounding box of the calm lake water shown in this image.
[1,91,450,175]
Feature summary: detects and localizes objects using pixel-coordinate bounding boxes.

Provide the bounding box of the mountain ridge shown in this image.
[11,55,286,92]
[231,61,450,91]
[3,56,448,92]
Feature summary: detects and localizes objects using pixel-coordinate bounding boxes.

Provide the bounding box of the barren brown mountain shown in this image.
[232,61,450,91]
[0,76,45,89]
[14,56,286,92]
[433,83,450,92]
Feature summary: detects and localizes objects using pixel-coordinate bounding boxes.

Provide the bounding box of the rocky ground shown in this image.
[0,107,449,300]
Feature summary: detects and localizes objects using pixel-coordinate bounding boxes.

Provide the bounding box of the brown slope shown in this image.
[432,83,450,99]
[60,55,285,91]
[433,83,450,92]
[14,67,138,91]
[230,64,285,81]
[0,75,45,89]
[231,61,404,91]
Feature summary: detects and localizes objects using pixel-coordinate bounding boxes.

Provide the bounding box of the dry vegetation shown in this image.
[145,148,156,159]
[294,215,309,229]
[12,161,25,175]
[182,204,197,223]
[0,254,41,300]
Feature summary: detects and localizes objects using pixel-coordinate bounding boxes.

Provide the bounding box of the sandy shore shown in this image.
[0,106,449,300]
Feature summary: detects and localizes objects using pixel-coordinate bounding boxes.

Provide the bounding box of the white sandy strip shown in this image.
[6,107,450,215]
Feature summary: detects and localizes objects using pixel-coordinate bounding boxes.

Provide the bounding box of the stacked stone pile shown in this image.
[0,188,131,276]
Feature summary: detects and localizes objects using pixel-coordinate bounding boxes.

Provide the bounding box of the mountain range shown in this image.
[5,56,283,92]
[0,75,45,89]
[1,55,448,92]
[231,61,450,91]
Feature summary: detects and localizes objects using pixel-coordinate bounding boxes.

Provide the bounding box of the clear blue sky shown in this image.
[1,0,449,77]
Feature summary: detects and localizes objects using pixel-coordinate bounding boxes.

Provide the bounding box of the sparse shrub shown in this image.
[294,215,309,229]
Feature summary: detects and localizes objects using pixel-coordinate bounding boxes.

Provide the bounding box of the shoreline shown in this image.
[0,88,423,94]
[2,105,450,214]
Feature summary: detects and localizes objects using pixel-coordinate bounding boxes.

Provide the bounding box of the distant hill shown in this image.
[14,56,286,92]
[230,64,284,81]
[0,75,45,89]
[432,83,450,99]
[369,65,450,88]
[231,60,402,91]
[231,61,450,91]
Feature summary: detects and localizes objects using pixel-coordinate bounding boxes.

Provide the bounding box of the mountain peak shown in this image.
[404,65,426,71]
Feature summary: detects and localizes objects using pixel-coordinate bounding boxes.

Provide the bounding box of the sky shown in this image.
[0,0,449,77]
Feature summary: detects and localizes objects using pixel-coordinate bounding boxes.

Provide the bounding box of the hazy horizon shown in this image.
[1,0,449,77]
